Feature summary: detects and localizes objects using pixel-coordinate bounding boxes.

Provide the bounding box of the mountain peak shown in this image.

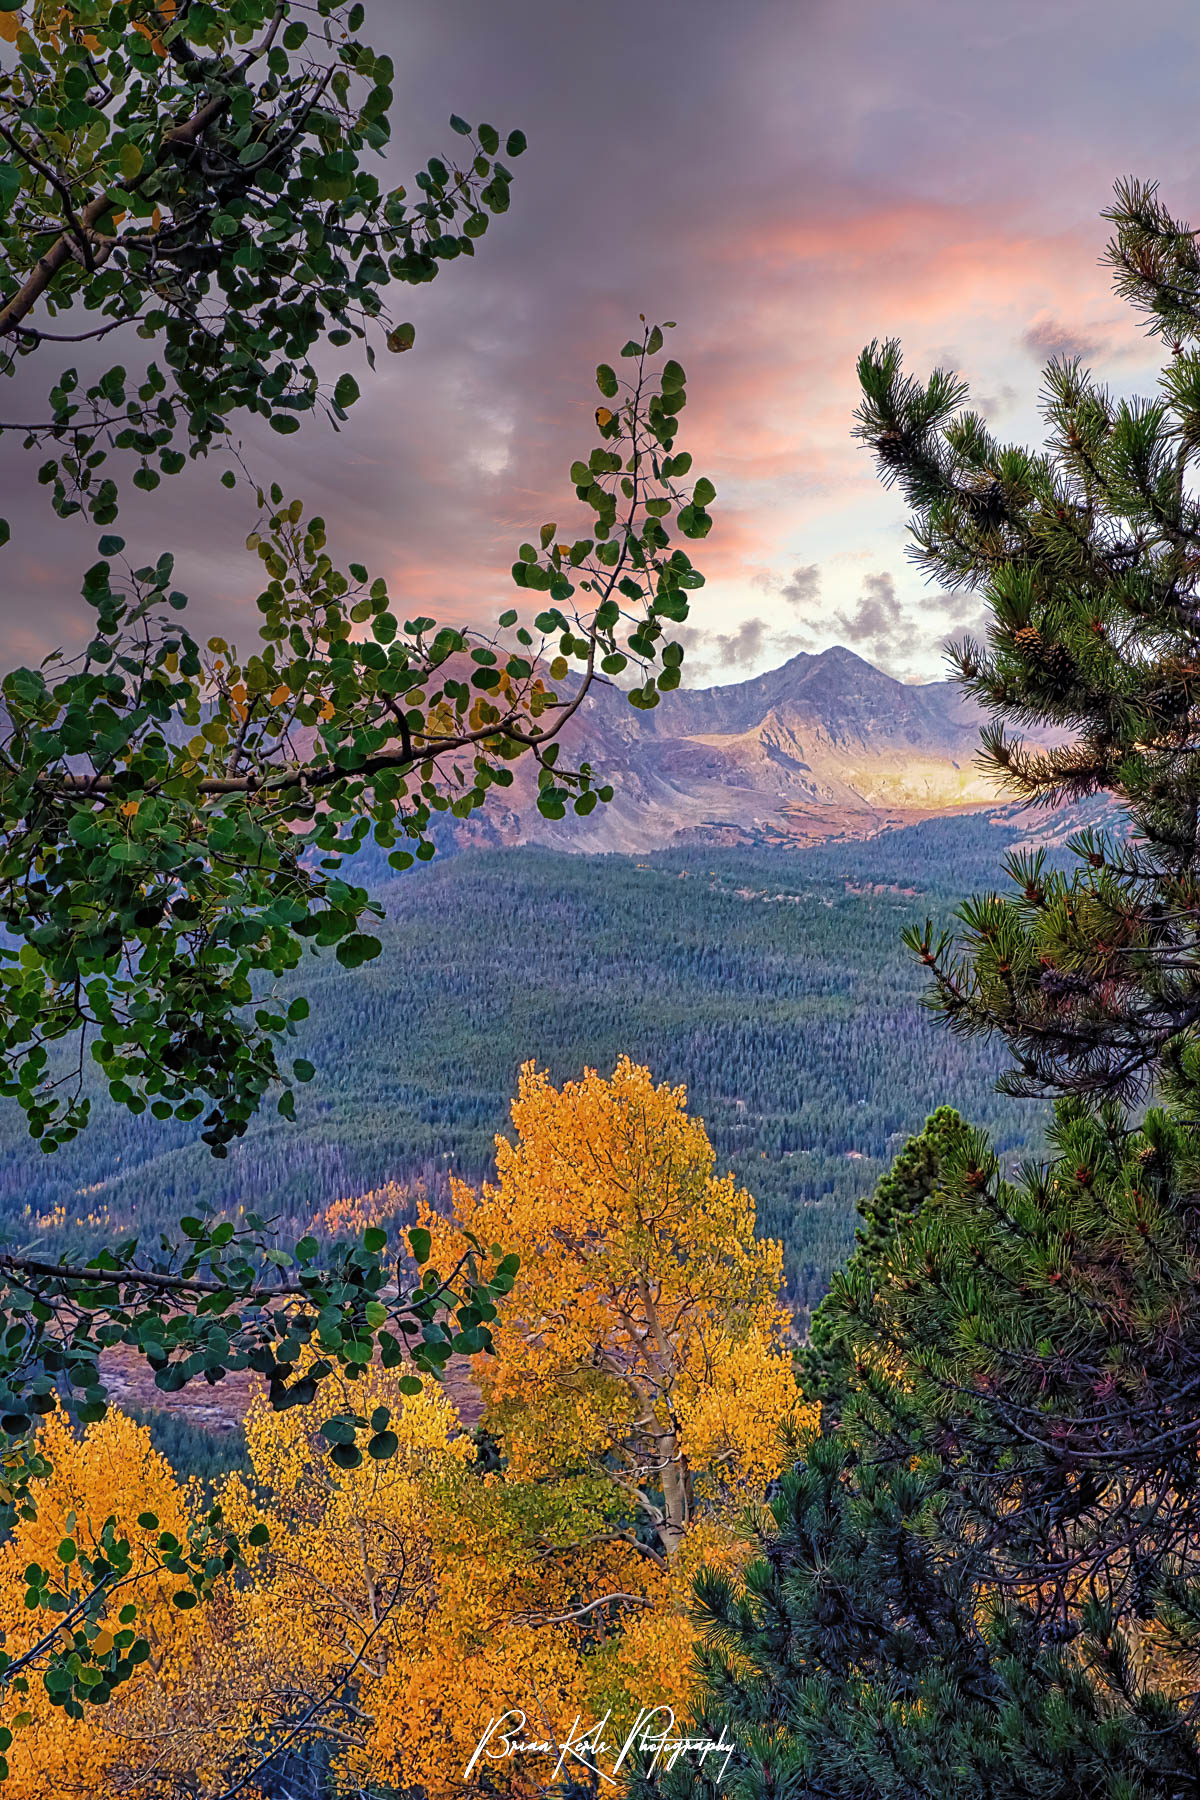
[446,641,1003,855]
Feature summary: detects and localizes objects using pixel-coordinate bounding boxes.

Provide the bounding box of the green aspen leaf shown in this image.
[321,1418,358,1446]
[333,373,359,409]
[661,359,686,392]
[98,535,125,555]
[620,339,642,358]
[335,933,382,968]
[293,1058,315,1083]
[364,1226,387,1254]
[505,129,527,156]
[368,1429,399,1459]
[387,322,416,353]
[570,461,591,486]
[247,1523,270,1547]
[409,1226,432,1264]
[449,114,471,135]
[539,522,556,548]
[0,519,8,548]
[118,143,143,181]
[596,364,618,398]
[646,325,664,355]
[693,477,716,505]
[478,123,500,154]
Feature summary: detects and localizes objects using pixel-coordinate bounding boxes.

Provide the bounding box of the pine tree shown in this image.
[642,181,1200,1800]
[798,1107,967,1421]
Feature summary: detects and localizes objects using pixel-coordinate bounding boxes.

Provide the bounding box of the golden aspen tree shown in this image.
[0,1406,207,1798]
[0,1063,809,1799]
[422,1058,810,1557]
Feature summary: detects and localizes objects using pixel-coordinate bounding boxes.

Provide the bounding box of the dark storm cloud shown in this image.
[2,0,1196,679]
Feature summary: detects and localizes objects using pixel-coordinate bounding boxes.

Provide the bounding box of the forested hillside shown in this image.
[0,808,1061,1322]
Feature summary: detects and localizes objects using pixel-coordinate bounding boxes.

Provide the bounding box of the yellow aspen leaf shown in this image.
[269,684,290,706]
[151,205,162,232]
[119,800,139,818]
[595,406,614,429]
[318,698,335,721]
[0,13,21,43]
[91,1630,114,1657]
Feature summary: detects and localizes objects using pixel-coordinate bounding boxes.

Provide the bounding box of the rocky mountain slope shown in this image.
[455,645,1040,853]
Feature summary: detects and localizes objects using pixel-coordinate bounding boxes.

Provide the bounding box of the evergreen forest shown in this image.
[0,814,1061,1324]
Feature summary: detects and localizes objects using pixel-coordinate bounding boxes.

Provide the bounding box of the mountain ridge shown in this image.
[452,643,1042,854]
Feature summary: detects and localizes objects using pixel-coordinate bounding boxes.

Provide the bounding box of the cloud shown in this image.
[678,613,810,684]
[712,617,769,666]
[779,563,822,607]
[828,571,909,664]
[785,569,927,676]
[1021,311,1104,364]
[975,382,1020,418]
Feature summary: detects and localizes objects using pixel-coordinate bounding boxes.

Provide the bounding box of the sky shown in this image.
[4,0,1198,684]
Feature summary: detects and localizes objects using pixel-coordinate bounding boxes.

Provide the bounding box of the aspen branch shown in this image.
[0,89,230,336]
[508,1593,653,1628]
[30,684,597,800]
[0,1247,474,1311]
